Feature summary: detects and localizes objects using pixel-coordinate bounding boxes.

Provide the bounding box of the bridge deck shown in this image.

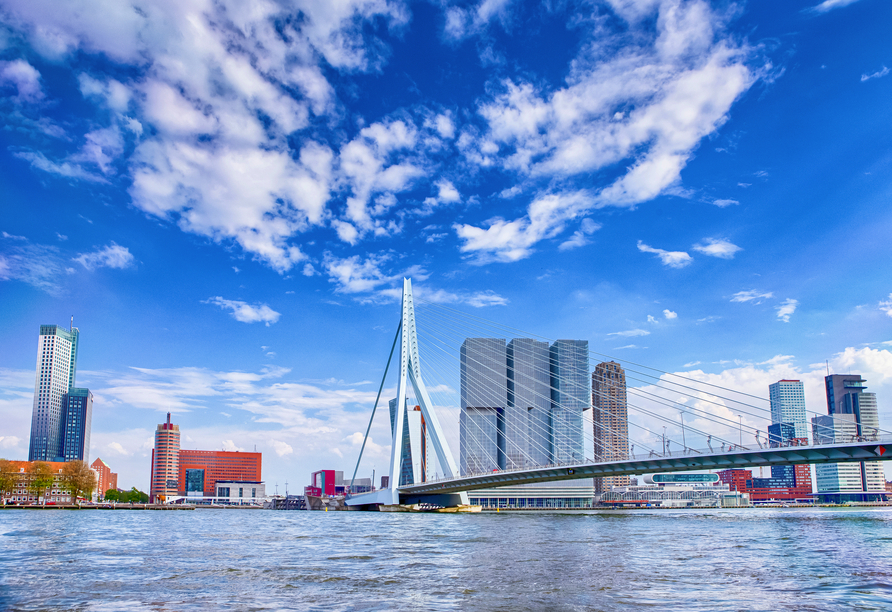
[392,439,891,497]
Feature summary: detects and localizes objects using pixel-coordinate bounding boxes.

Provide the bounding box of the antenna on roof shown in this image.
[826,360,830,376]
[70,315,73,332]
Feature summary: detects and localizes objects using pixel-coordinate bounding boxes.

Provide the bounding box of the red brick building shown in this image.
[178,450,262,497]
[91,457,118,497]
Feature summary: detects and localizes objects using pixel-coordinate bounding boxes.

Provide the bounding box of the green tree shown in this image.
[29,462,54,505]
[61,460,96,504]
[130,487,149,503]
[0,459,22,504]
[104,489,120,502]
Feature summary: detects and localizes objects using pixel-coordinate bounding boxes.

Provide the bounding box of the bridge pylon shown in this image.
[349,278,468,508]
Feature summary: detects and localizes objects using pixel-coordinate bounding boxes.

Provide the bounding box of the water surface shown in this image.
[2,508,891,611]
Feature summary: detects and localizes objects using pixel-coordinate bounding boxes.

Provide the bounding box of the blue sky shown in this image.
[1,0,891,491]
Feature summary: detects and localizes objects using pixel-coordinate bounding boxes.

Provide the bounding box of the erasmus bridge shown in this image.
[346,279,891,509]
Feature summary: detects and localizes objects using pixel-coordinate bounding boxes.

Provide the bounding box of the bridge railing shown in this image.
[414,434,892,487]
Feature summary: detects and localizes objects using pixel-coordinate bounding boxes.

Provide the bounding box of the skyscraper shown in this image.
[550,340,589,464]
[29,323,92,462]
[592,361,629,493]
[507,338,551,468]
[812,374,884,501]
[768,379,808,440]
[460,338,507,474]
[459,337,590,475]
[150,412,180,501]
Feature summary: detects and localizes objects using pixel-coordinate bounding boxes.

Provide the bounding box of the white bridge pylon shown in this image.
[350,278,467,507]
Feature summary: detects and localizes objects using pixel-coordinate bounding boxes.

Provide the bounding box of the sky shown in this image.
[1,0,891,492]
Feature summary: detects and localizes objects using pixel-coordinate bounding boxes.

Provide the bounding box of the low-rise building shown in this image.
[3,460,86,504]
[91,457,118,498]
[601,482,749,508]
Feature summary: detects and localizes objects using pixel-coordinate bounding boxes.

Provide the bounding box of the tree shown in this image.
[61,460,96,504]
[29,462,54,504]
[0,459,22,504]
[104,489,120,502]
[129,487,149,503]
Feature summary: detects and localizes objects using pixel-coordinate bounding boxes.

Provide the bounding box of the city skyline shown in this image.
[1,0,891,491]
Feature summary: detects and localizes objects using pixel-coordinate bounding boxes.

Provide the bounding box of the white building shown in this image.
[769,379,808,440]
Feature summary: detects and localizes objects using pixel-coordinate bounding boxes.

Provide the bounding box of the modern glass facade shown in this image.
[29,324,91,463]
[459,337,590,475]
[768,380,808,440]
[813,375,885,495]
[61,388,93,461]
[549,340,589,465]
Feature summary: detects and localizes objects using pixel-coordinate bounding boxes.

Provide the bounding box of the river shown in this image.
[1,507,891,611]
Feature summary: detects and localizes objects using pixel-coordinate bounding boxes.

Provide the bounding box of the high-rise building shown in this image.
[549,340,589,464]
[459,337,590,475]
[592,361,629,493]
[29,323,92,463]
[460,338,507,474]
[811,374,885,502]
[507,339,551,468]
[150,413,180,501]
[769,379,808,440]
[61,388,93,461]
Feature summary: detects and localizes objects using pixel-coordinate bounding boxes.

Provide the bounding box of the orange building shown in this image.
[178,450,262,497]
[91,457,118,497]
[3,460,78,504]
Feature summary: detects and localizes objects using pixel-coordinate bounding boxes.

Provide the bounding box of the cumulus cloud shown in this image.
[456,190,594,263]
[731,290,773,303]
[692,238,742,259]
[0,59,44,102]
[74,242,134,270]
[637,241,693,268]
[203,297,281,326]
[776,298,798,323]
[663,309,678,319]
[270,439,294,457]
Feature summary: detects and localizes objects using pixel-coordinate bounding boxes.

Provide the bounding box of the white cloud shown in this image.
[13,151,108,183]
[74,242,134,270]
[637,241,693,268]
[776,298,798,323]
[861,66,890,82]
[692,238,742,259]
[323,253,426,294]
[203,297,281,326]
[731,290,774,303]
[0,59,44,102]
[711,198,739,208]
[810,0,863,14]
[879,294,892,318]
[456,190,594,263]
[663,309,678,319]
[647,315,658,324]
[559,218,602,251]
[221,439,245,452]
[476,0,758,206]
[270,439,294,457]
[609,329,651,338]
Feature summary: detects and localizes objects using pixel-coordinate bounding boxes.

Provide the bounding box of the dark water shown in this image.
[2,508,892,611]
